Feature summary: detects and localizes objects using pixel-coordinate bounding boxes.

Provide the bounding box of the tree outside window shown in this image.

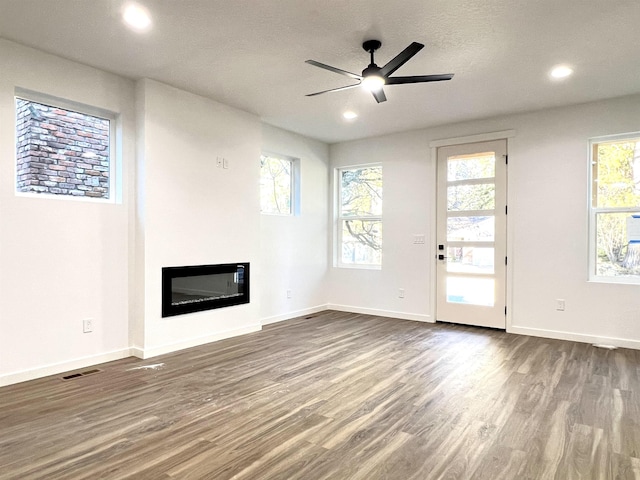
[590,136,640,280]
[338,165,383,267]
[260,154,294,215]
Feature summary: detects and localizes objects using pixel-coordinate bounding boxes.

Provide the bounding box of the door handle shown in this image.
[438,254,448,260]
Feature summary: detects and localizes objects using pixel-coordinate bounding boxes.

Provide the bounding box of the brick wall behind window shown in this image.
[16,99,111,199]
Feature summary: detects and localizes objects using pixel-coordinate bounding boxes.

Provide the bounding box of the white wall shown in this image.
[329,131,433,321]
[134,79,263,358]
[0,39,135,386]
[329,94,640,348]
[259,124,329,324]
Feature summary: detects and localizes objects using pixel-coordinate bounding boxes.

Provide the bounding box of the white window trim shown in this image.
[336,163,383,269]
[14,88,119,204]
[588,132,640,284]
[260,152,300,216]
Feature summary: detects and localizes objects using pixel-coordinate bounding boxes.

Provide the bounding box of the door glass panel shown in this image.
[446,277,495,306]
[447,247,495,273]
[447,184,495,211]
[447,153,495,181]
[447,216,495,241]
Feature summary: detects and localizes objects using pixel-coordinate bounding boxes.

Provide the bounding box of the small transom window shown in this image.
[260,153,298,215]
[16,94,115,201]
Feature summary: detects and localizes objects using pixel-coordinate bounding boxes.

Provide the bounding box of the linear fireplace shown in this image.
[162,263,250,317]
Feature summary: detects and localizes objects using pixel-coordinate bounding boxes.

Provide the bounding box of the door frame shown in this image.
[428,130,516,329]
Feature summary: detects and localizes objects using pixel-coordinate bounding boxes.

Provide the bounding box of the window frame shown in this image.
[259,152,300,216]
[336,163,383,269]
[14,88,118,203]
[588,132,640,284]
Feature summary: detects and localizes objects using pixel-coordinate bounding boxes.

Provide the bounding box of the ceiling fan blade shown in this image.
[372,88,387,103]
[386,74,454,85]
[306,83,361,97]
[379,42,424,77]
[305,60,362,80]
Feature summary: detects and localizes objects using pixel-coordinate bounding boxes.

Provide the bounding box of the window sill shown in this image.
[15,191,115,204]
[336,263,382,271]
[588,276,640,286]
[260,212,294,217]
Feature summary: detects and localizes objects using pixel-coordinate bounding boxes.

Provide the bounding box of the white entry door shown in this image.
[436,139,507,329]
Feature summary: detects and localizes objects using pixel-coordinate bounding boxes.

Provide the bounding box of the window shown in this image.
[589,134,640,282]
[338,165,383,267]
[260,153,298,215]
[15,93,115,200]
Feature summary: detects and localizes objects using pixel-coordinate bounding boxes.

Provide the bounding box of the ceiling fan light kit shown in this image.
[305,40,454,103]
[361,74,385,91]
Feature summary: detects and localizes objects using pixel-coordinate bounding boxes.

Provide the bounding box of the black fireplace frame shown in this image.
[162,263,250,318]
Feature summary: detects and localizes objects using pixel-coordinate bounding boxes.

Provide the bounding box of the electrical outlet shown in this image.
[556,299,565,311]
[399,288,405,299]
[83,319,93,333]
[286,289,292,299]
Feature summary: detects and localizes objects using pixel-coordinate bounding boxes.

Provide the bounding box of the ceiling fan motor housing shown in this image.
[362,64,382,78]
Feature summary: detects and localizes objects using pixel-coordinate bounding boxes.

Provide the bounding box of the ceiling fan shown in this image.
[305,40,454,103]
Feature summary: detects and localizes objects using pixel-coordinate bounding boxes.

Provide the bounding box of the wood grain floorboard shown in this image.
[2,310,640,479]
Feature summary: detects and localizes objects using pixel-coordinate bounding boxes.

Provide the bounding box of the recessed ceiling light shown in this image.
[550,65,573,79]
[343,111,358,120]
[123,3,152,32]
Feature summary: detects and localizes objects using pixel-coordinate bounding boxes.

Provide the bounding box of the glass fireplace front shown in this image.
[162,263,249,317]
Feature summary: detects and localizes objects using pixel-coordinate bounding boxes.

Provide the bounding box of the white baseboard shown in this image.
[261,304,329,325]
[5,318,636,388]
[133,323,262,359]
[0,348,132,387]
[130,346,145,358]
[508,325,640,350]
[327,304,433,323]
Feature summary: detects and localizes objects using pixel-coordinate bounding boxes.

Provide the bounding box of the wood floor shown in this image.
[2,311,640,479]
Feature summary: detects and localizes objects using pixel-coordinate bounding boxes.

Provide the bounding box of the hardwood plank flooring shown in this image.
[2,310,640,479]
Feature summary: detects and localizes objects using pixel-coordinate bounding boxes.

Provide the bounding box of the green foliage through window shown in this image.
[590,137,640,279]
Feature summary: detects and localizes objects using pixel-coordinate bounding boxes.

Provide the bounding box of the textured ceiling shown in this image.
[1,0,640,143]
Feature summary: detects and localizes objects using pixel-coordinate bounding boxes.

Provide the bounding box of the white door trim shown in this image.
[429,129,516,148]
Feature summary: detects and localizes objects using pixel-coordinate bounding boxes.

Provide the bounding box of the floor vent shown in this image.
[61,369,102,381]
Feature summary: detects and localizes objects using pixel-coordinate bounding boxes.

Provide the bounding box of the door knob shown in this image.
[438,254,447,260]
